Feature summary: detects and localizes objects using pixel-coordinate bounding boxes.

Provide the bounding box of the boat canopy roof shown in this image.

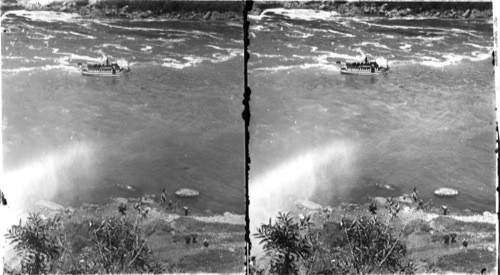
[346,61,379,66]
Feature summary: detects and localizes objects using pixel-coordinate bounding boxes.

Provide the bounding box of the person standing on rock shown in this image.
[160,188,168,203]
[0,190,6,206]
[442,205,449,215]
[411,186,419,202]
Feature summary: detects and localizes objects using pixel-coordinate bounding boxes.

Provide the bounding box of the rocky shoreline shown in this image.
[250,1,493,19]
[256,195,497,273]
[4,0,493,21]
[6,0,244,21]
[3,194,245,273]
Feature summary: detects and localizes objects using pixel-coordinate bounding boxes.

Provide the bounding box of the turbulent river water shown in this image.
[248,9,496,229]
[1,10,244,214]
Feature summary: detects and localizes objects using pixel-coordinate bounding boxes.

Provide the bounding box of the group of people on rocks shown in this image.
[370,186,454,221]
[115,187,192,219]
[385,186,470,249]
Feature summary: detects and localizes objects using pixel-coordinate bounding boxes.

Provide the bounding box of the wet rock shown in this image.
[81,203,98,211]
[111,197,129,204]
[144,194,157,200]
[203,11,211,20]
[371,197,388,206]
[462,9,471,18]
[470,9,481,19]
[403,219,430,236]
[400,8,412,17]
[434,188,459,197]
[139,11,152,19]
[210,11,223,21]
[226,11,239,20]
[324,206,334,213]
[175,188,200,198]
[387,9,398,17]
[380,3,388,13]
[295,199,322,211]
[128,197,140,203]
[141,198,155,205]
[396,195,413,204]
[306,210,320,217]
[250,7,262,16]
[36,200,64,211]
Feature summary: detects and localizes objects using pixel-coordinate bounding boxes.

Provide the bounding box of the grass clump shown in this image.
[435,249,495,273]
[175,216,243,233]
[432,216,496,232]
[175,249,242,273]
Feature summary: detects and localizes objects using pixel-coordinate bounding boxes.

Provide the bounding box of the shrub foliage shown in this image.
[5,213,164,274]
[254,212,311,274]
[5,213,62,274]
[254,213,416,275]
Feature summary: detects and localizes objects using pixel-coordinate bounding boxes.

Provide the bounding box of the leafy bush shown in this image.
[5,213,63,274]
[305,216,415,274]
[67,217,155,273]
[333,216,408,274]
[254,212,311,274]
[5,213,164,274]
[255,213,415,275]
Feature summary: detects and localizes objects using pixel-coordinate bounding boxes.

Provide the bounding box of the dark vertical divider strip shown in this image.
[242,0,253,273]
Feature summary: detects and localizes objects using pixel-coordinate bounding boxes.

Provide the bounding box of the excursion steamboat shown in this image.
[340,57,389,76]
[79,58,130,77]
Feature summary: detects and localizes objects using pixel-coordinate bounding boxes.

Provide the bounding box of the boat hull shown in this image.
[340,67,389,76]
[81,69,130,77]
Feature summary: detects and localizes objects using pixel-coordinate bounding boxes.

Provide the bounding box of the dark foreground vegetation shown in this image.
[251,194,497,274]
[6,213,163,273]
[3,196,245,274]
[253,212,416,274]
